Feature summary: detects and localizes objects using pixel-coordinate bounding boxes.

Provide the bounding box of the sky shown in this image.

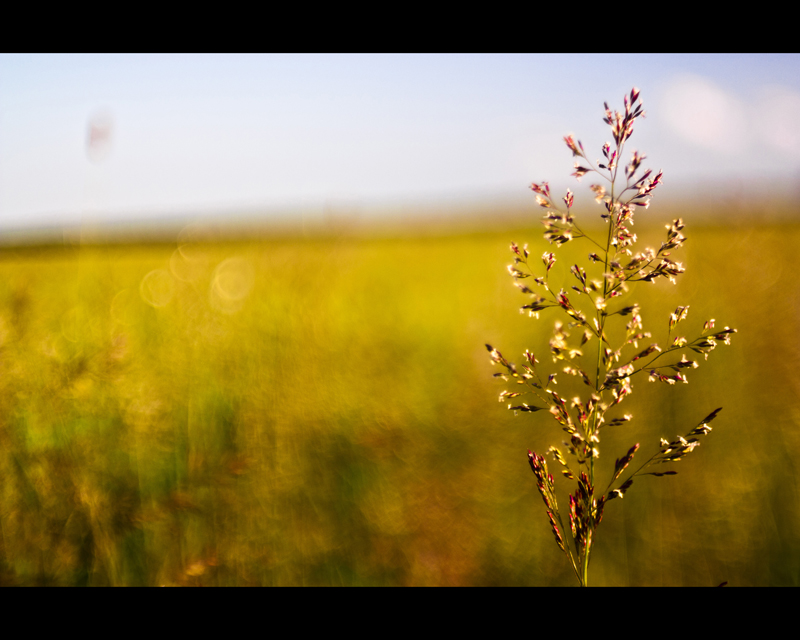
[1,54,799,231]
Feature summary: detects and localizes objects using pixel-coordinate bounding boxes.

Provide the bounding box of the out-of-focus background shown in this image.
[0,54,798,586]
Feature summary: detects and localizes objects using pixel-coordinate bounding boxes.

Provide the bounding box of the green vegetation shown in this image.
[0,215,797,585]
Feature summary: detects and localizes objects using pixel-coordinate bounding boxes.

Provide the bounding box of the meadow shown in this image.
[0,206,797,586]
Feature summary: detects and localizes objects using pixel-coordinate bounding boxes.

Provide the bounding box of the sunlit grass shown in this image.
[0,216,797,585]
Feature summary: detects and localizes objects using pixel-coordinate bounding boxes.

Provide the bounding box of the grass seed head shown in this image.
[486,88,736,586]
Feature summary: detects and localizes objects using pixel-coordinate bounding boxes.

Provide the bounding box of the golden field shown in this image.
[0,206,798,586]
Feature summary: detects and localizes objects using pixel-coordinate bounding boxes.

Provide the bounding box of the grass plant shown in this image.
[486,89,737,586]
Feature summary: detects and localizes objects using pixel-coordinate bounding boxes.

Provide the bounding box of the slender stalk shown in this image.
[490,89,735,587]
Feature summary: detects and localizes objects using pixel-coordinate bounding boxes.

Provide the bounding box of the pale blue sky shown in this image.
[1,54,799,230]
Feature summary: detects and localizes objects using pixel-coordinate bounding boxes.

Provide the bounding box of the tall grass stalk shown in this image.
[486,88,737,586]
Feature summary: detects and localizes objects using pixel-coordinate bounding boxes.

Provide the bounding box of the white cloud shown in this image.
[660,74,748,154]
[754,85,800,158]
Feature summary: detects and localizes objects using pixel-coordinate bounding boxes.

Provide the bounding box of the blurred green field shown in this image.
[0,210,798,586]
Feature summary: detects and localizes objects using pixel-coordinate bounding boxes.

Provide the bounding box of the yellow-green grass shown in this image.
[0,213,797,585]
